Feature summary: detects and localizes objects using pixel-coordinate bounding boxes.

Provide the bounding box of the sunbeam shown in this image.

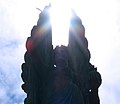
[50,0,72,48]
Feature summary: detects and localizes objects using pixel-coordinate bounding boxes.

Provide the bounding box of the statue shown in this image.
[21,5,102,104]
[51,45,84,104]
[68,10,102,104]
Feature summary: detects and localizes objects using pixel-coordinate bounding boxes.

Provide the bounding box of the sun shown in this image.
[35,0,78,48]
[35,0,88,49]
[49,0,73,48]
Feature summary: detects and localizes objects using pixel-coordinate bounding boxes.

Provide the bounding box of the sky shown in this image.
[0,0,120,104]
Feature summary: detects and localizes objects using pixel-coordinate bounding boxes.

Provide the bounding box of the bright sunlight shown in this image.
[50,0,72,48]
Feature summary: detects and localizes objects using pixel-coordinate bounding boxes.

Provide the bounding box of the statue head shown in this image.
[54,45,68,67]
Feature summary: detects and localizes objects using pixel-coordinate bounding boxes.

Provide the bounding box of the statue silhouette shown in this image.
[21,5,102,104]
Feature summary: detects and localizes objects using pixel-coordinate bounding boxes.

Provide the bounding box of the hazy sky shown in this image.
[0,0,120,104]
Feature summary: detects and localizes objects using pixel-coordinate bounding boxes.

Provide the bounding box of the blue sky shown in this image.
[0,0,120,104]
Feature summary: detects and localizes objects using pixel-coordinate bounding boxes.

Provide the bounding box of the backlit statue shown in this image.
[21,5,102,104]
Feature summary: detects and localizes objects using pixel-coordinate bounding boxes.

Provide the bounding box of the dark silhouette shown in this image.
[21,5,102,104]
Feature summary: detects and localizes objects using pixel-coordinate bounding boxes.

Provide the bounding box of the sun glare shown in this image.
[50,0,72,48]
